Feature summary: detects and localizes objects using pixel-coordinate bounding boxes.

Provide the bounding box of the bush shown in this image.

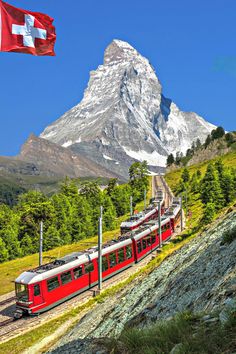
[221,224,236,244]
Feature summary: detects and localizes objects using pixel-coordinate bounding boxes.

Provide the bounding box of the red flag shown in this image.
[0,1,56,56]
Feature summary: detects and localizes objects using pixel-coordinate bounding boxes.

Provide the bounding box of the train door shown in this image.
[32,283,44,306]
[84,262,95,288]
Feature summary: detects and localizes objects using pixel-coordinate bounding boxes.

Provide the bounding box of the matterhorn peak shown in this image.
[40,39,215,178]
[104,39,139,65]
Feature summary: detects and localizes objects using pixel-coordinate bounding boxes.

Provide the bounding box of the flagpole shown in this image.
[0,0,2,52]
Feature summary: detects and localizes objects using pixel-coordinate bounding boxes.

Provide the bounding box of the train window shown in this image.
[109,252,117,268]
[85,262,94,273]
[73,266,83,279]
[126,245,132,259]
[61,271,72,285]
[34,284,40,296]
[15,283,28,301]
[147,237,151,247]
[151,234,156,244]
[47,277,60,292]
[137,241,142,253]
[102,256,108,271]
[118,248,125,263]
[142,239,147,250]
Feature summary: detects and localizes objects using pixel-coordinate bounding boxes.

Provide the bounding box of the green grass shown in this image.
[105,311,236,354]
[0,216,201,354]
[0,179,152,296]
[165,150,236,191]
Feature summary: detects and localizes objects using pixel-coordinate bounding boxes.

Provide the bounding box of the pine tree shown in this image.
[204,134,211,148]
[181,168,190,183]
[202,202,215,224]
[190,172,199,193]
[0,238,9,262]
[166,154,175,166]
[201,163,224,210]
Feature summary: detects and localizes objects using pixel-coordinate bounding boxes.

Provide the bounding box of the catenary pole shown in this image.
[130,195,133,216]
[180,196,183,231]
[158,201,162,248]
[39,221,43,266]
[98,206,103,291]
[144,188,146,211]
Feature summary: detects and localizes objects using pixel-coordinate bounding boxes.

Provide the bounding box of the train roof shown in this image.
[120,201,164,228]
[15,207,173,285]
[15,235,133,285]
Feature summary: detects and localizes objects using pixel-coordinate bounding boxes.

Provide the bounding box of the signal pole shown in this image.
[98,206,103,291]
[39,221,43,266]
[144,188,146,211]
[130,196,133,216]
[158,201,162,248]
[180,196,183,231]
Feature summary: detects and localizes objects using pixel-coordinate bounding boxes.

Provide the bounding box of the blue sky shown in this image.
[0,0,235,156]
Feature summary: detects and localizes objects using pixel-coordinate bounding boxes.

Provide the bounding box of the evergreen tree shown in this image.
[181,168,190,183]
[202,202,215,224]
[204,134,212,148]
[109,184,131,217]
[190,172,199,193]
[44,225,62,250]
[106,178,118,196]
[0,238,9,262]
[196,138,202,149]
[211,126,225,140]
[20,234,35,256]
[175,152,182,165]
[201,163,224,210]
[166,153,175,166]
[129,161,149,203]
[196,169,202,179]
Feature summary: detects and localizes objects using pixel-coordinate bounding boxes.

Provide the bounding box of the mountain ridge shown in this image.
[40,39,215,176]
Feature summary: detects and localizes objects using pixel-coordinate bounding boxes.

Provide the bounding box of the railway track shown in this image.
[0,297,16,307]
[0,176,178,344]
[0,249,162,344]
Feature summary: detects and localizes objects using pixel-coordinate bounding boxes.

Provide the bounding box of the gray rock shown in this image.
[170,343,184,354]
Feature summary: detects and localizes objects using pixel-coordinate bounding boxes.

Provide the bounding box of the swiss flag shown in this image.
[0,1,56,56]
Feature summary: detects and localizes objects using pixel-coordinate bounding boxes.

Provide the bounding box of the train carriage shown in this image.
[14,238,135,316]
[120,191,165,234]
[14,199,181,318]
[133,217,172,262]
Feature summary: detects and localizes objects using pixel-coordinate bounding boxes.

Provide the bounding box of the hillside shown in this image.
[45,208,236,354]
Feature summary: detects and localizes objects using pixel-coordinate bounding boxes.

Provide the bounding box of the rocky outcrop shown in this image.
[48,209,236,353]
[40,40,215,175]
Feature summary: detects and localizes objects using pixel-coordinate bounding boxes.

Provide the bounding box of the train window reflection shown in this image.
[73,266,83,279]
[34,284,40,296]
[85,262,94,273]
[15,283,28,301]
[102,256,108,271]
[126,245,132,259]
[118,248,124,263]
[61,271,72,285]
[47,277,60,292]
[109,252,117,268]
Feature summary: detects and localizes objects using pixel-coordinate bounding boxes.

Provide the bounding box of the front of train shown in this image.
[14,271,36,318]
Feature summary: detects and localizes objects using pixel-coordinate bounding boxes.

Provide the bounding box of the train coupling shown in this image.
[14,308,24,320]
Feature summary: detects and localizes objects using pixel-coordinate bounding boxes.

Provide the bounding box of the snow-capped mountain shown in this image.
[40,39,215,176]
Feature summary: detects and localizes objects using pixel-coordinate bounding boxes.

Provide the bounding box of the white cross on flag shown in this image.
[0,1,56,56]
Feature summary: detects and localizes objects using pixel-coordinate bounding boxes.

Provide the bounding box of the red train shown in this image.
[14,203,181,318]
[120,190,165,234]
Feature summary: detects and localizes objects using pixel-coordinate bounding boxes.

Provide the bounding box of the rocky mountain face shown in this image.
[47,209,236,354]
[40,39,215,177]
[17,134,122,179]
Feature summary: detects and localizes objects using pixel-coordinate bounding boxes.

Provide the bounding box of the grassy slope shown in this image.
[0,178,152,296]
[165,150,236,231]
